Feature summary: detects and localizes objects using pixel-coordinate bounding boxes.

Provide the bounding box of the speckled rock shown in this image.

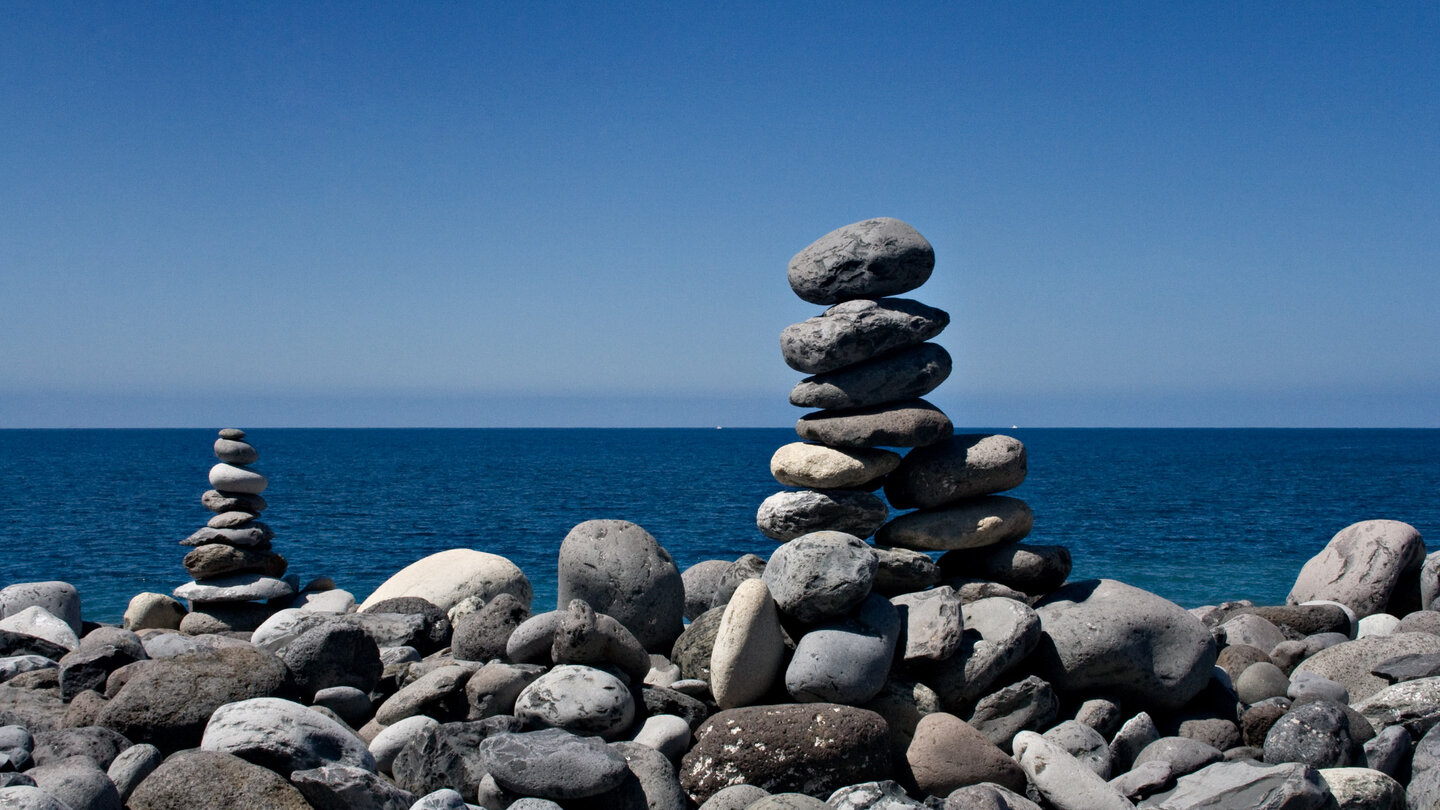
[670,607,724,682]
[200,696,376,773]
[787,218,934,305]
[557,520,684,651]
[1287,520,1427,618]
[890,586,964,662]
[127,749,312,810]
[790,342,951,411]
[769,443,902,489]
[389,717,524,803]
[289,764,416,810]
[781,298,949,375]
[1263,700,1356,768]
[796,399,953,449]
[757,489,888,541]
[1137,760,1331,809]
[871,545,942,595]
[513,664,635,740]
[1292,632,1440,702]
[479,728,629,799]
[876,496,1033,552]
[763,531,877,624]
[451,593,529,663]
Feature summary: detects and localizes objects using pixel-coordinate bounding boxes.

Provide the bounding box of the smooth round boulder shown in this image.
[0,582,82,637]
[514,665,635,740]
[279,622,382,699]
[762,531,877,624]
[784,593,899,704]
[876,496,1033,552]
[1262,699,1356,768]
[368,715,438,775]
[710,579,785,709]
[359,549,532,614]
[1287,520,1427,618]
[885,434,1027,509]
[1236,662,1292,705]
[214,437,258,465]
[906,711,1026,796]
[200,696,376,773]
[789,342,951,411]
[121,593,185,632]
[770,442,902,489]
[127,749,311,810]
[781,298,949,375]
[556,520,684,651]
[1031,578,1217,710]
[208,463,268,494]
[787,217,934,305]
[796,399,953,449]
[756,489,888,541]
[480,728,629,799]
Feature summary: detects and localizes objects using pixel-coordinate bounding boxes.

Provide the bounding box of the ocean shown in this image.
[2,428,1437,624]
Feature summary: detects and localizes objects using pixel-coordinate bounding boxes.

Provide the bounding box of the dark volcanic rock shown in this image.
[452,593,529,663]
[391,716,524,803]
[678,704,890,804]
[279,622,382,699]
[789,343,951,410]
[796,399,953,449]
[359,598,451,654]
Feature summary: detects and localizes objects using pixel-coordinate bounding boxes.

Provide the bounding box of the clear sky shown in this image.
[3,2,1437,427]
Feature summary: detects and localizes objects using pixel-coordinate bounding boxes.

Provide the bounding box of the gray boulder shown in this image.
[513,664,635,740]
[479,729,626,800]
[1293,632,1440,702]
[965,675,1058,751]
[827,779,925,809]
[1032,578,1217,710]
[923,596,1041,710]
[796,399,953,449]
[279,622,382,699]
[451,593,529,662]
[374,664,471,725]
[1137,760,1331,809]
[762,531,877,624]
[790,342,951,410]
[557,520,684,651]
[126,749,311,810]
[787,217,934,305]
[781,298,948,375]
[1352,676,1440,738]
[105,743,161,803]
[1409,722,1440,810]
[1287,520,1427,618]
[891,586,964,662]
[31,726,131,769]
[1013,731,1133,810]
[784,593,898,704]
[756,489,888,541]
[871,545,942,595]
[201,697,375,773]
[390,717,523,802]
[368,715,438,775]
[27,756,121,810]
[1043,719,1112,778]
[290,764,417,810]
[885,434,1027,509]
[0,582,82,637]
[1263,700,1357,769]
[942,783,1043,809]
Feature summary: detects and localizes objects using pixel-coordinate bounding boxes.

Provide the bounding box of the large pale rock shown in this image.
[710,579,785,709]
[769,443,901,489]
[0,582,81,637]
[1293,632,1440,703]
[762,531,877,624]
[796,399,953,449]
[201,697,375,773]
[359,549,531,613]
[173,574,295,604]
[1013,731,1133,810]
[1318,767,1404,810]
[678,704,891,804]
[876,496,1032,552]
[122,594,185,632]
[1031,579,1217,710]
[127,749,312,810]
[0,607,79,652]
[756,489,888,541]
[556,520,684,651]
[513,664,635,740]
[781,298,948,375]
[784,593,898,704]
[884,434,1027,509]
[208,463,268,494]
[790,342,951,410]
[1287,520,1426,618]
[906,712,1025,796]
[787,217,934,305]
[1352,676,1440,738]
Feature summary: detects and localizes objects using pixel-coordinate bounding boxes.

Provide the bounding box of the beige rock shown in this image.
[769,442,901,489]
[876,496,1033,551]
[907,711,1026,796]
[123,593,186,631]
[358,549,532,613]
[710,579,785,709]
[1287,520,1426,618]
[1319,767,1405,810]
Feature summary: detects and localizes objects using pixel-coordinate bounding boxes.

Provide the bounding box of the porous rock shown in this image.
[763,531,877,624]
[757,489,889,541]
[557,520,684,651]
[781,298,949,375]
[1287,520,1426,618]
[787,217,934,305]
[390,716,524,802]
[1292,632,1440,703]
[127,749,312,810]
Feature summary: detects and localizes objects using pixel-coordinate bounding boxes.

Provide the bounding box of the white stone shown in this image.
[1358,614,1400,638]
[358,549,532,613]
[0,605,79,651]
[710,578,785,709]
[208,463,268,494]
[769,442,901,489]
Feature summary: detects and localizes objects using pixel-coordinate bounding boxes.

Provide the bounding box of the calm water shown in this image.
[2,428,1437,623]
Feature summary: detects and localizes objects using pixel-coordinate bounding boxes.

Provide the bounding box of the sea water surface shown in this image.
[2,428,1438,623]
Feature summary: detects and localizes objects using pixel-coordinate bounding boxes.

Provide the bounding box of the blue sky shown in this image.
[3,2,1436,427]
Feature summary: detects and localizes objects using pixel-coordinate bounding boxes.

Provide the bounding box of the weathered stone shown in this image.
[182,545,287,579]
[1236,662,1291,705]
[670,606,724,682]
[796,399,953,449]
[358,597,451,653]
[1112,712,1162,774]
[891,586,964,662]
[1288,520,1427,618]
[769,443,902,489]
[173,574,294,604]
[1318,766,1405,810]
[480,728,629,799]
[942,783,1043,809]
[1353,676,1440,738]
[763,531,877,624]
[451,593,529,663]
[1221,613,1288,654]
[1225,604,1354,639]
[781,298,949,375]
[1362,725,1409,777]
[787,218,934,305]
[1013,731,1133,810]
[31,726,132,768]
[390,716,524,802]
[965,676,1058,751]
[121,594,185,632]
[757,489,889,541]
[105,742,160,803]
[826,780,925,809]
[127,749,311,810]
[870,545,942,596]
[678,704,891,804]
[1293,632,1440,702]
[374,664,471,725]
[877,496,1033,552]
[202,489,267,514]
[710,579,785,709]
[1373,652,1440,684]
[885,434,1027,510]
[213,437,258,465]
[1111,760,1175,802]
[1263,700,1356,769]
[1044,719,1113,778]
[289,764,416,810]
[200,696,375,773]
[179,602,273,634]
[0,607,78,652]
[699,784,770,809]
[907,711,1026,796]
[280,621,382,699]
[1394,612,1440,637]
[367,715,437,775]
[785,593,898,704]
[1137,760,1331,809]
[791,342,951,411]
[557,520,684,651]
[1032,579,1217,710]
[0,583,81,637]
[359,549,532,613]
[514,664,635,740]
[922,596,1041,711]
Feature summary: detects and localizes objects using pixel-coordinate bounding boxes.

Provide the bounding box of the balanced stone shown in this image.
[756,489,888,541]
[780,298,949,375]
[769,443,901,489]
[875,495,1033,551]
[884,433,1027,509]
[870,545,941,595]
[206,511,259,529]
[710,579,785,709]
[556,520,684,651]
[173,574,295,604]
[762,531,877,624]
[208,463,268,495]
[787,217,935,305]
[183,545,287,579]
[202,490,267,514]
[214,438,259,465]
[784,593,899,704]
[1287,519,1427,618]
[796,399,953,449]
[479,728,629,800]
[181,524,274,548]
[789,343,951,410]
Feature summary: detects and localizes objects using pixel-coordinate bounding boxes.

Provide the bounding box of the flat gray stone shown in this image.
[557,520,684,652]
[876,496,1033,551]
[480,728,628,799]
[1135,737,1224,778]
[1353,676,1440,738]
[790,342,951,410]
[290,764,416,810]
[1287,520,1427,618]
[182,544,286,579]
[1013,731,1133,810]
[885,434,1027,509]
[762,531,877,624]
[796,399,953,449]
[756,489,888,541]
[966,676,1058,751]
[201,696,375,773]
[180,523,274,547]
[787,217,934,305]
[1043,719,1112,778]
[781,298,948,374]
[784,593,898,704]
[173,574,295,604]
[1137,760,1331,809]
[890,586,964,662]
[1372,652,1440,683]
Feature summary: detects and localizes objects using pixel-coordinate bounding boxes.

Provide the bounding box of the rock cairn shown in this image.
[172,429,296,633]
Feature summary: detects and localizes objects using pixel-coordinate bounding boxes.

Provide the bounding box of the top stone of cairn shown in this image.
[788,217,934,305]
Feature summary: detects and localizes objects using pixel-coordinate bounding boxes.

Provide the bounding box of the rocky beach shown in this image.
[2,220,1437,810]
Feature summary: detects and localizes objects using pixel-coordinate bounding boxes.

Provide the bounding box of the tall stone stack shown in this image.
[173,428,297,633]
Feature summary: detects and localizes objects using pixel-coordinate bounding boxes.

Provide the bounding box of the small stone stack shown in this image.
[173,429,296,633]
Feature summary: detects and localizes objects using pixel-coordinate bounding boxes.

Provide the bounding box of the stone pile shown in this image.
[173,429,297,634]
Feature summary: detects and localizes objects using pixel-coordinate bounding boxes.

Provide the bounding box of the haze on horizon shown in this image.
[3,3,1437,429]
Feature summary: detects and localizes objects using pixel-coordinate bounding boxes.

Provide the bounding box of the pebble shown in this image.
[787,217,935,305]
[876,495,1033,551]
[795,398,953,449]
[709,579,785,709]
[769,442,901,489]
[789,342,952,410]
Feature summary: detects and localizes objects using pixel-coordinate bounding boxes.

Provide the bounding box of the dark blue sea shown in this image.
[2,429,1438,624]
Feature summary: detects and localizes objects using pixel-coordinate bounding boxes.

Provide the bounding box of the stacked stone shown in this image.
[172,429,296,633]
